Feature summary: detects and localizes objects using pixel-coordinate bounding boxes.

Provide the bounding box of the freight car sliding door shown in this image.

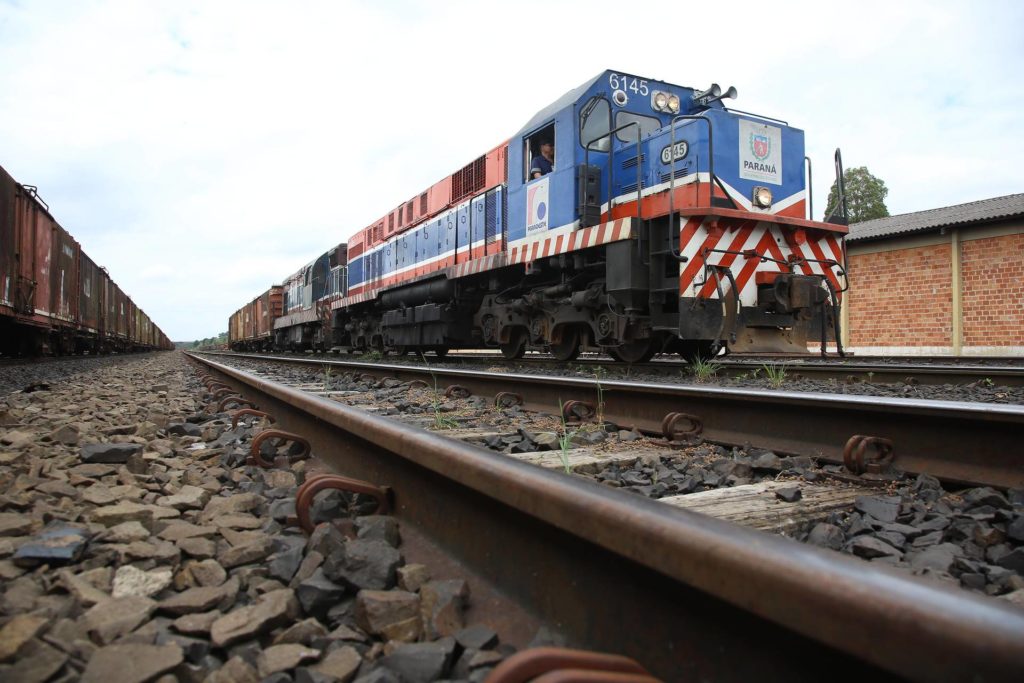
[51,227,78,323]
[78,252,102,334]
[16,188,53,317]
[0,172,17,310]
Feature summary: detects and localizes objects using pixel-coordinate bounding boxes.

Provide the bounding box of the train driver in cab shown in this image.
[531,138,554,179]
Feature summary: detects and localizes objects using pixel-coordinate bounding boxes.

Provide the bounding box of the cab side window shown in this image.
[579,96,610,152]
[524,123,556,182]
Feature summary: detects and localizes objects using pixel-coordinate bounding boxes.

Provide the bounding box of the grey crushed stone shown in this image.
[0,351,513,681]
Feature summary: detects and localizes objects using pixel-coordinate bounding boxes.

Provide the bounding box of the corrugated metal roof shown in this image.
[847,193,1024,242]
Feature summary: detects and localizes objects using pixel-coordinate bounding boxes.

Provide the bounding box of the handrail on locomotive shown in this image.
[583,121,642,223]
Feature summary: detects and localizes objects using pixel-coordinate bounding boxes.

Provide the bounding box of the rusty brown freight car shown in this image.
[229,285,283,351]
[0,163,173,355]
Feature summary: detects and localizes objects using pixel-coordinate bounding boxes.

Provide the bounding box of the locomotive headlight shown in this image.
[667,95,680,113]
[752,186,773,209]
[653,91,668,111]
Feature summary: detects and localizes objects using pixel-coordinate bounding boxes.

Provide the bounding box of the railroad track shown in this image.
[187,351,1024,681]
[442,352,1024,387]
[212,349,1024,387]
[200,351,1023,488]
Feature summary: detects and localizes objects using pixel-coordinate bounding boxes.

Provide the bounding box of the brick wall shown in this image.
[962,232,1024,346]
[847,243,952,347]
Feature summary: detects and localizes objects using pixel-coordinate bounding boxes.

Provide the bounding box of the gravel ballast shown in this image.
[0,352,524,682]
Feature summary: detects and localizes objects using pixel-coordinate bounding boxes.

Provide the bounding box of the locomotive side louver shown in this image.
[452,155,486,203]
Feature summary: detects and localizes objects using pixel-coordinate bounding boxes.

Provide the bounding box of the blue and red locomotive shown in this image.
[229,69,848,360]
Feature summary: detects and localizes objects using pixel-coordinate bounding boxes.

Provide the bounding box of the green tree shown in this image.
[823,166,890,223]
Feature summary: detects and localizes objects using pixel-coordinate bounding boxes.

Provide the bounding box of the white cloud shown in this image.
[2,0,1022,340]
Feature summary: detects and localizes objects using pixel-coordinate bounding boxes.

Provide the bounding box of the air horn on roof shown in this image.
[692,83,738,107]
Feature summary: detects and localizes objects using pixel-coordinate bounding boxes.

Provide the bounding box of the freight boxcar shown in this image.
[228,285,284,351]
[0,163,173,355]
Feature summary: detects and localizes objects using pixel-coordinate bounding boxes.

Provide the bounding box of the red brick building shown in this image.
[842,194,1023,356]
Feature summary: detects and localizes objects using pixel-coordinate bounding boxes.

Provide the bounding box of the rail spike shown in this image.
[843,435,895,475]
[230,408,275,430]
[561,400,596,423]
[216,395,256,413]
[248,429,311,468]
[445,384,472,399]
[661,412,703,442]
[292,473,392,535]
[494,391,523,408]
[485,647,660,683]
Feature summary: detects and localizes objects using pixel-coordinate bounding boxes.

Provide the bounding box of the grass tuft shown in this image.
[761,363,787,389]
[556,399,576,474]
[690,356,722,382]
[420,352,458,430]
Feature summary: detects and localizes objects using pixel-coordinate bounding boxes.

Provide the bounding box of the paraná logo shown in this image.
[751,133,770,161]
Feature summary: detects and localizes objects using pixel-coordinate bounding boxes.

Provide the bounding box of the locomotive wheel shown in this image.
[549,327,581,362]
[608,338,655,363]
[431,346,449,359]
[500,329,527,360]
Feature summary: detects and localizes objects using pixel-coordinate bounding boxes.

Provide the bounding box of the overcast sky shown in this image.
[2,0,1022,341]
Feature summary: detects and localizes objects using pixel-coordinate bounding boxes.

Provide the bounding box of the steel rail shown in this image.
[215,350,1024,386]
[713,359,1024,386]
[187,352,1024,682]
[444,354,1024,387]
[438,354,1024,387]
[202,352,1024,489]
[442,356,1024,387]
